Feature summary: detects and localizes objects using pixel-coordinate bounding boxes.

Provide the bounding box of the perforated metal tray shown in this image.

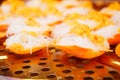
[0,44,120,80]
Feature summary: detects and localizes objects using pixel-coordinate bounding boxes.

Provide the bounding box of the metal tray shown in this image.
[0,44,120,80]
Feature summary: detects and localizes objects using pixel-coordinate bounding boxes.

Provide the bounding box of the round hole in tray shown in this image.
[53,59,60,62]
[82,60,90,64]
[38,62,47,65]
[30,72,39,76]
[67,58,76,63]
[64,75,74,80]
[14,70,23,74]
[40,57,48,60]
[41,67,50,72]
[49,47,55,50]
[55,48,62,52]
[22,65,31,69]
[84,77,93,80]
[62,69,71,73]
[1,68,10,72]
[108,71,118,74]
[56,64,64,67]
[75,64,84,68]
[23,60,31,63]
[103,77,113,80]
[47,74,56,79]
[95,65,104,69]
[85,70,94,74]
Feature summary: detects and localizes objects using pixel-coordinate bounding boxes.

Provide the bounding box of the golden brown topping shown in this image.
[0,8,2,13]
[85,11,113,30]
[41,0,59,5]
[118,28,120,32]
[108,1,120,10]
[2,0,25,14]
[10,1,25,14]
[44,6,62,17]
[64,13,81,21]
[78,1,93,8]
[64,11,113,31]
[65,5,75,9]
[86,11,107,21]
[0,15,6,21]
[89,34,105,47]
[68,21,91,36]
[22,31,38,37]
[48,20,63,26]
[25,17,40,27]
[16,6,43,17]
[43,31,51,37]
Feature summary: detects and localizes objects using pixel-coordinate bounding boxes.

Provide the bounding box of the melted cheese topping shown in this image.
[94,25,120,38]
[5,33,52,54]
[0,0,118,55]
[52,20,109,51]
[64,11,113,31]
[55,35,109,51]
